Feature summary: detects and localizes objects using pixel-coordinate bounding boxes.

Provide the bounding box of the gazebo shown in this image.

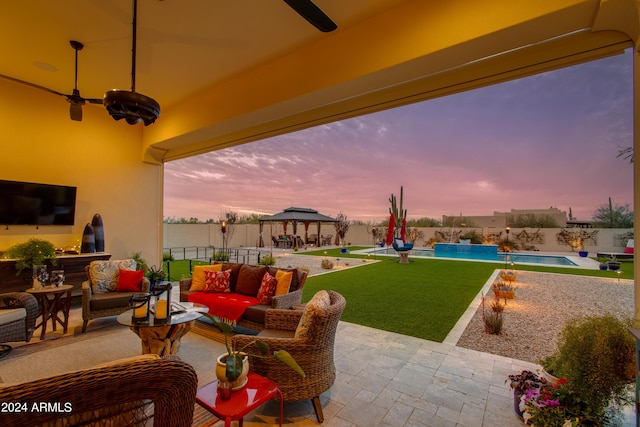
[259,207,337,248]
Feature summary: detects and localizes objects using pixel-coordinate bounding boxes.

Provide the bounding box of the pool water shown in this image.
[368,247,577,266]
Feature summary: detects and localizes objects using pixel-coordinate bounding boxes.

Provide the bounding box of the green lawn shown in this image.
[302,258,497,342]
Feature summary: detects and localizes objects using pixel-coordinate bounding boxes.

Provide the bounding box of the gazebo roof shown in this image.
[260,207,337,223]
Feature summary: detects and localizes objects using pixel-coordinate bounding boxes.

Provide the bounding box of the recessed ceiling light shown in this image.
[34,61,57,72]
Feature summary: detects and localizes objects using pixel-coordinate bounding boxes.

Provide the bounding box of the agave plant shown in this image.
[202,313,305,382]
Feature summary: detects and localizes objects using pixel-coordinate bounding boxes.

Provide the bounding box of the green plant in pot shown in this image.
[202,314,305,390]
[4,238,57,275]
[540,314,635,425]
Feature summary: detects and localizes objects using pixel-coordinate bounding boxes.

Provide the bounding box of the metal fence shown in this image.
[162,246,263,276]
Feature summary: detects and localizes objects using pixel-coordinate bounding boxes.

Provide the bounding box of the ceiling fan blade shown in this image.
[0,73,66,97]
[86,98,104,105]
[69,102,83,121]
[283,0,337,32]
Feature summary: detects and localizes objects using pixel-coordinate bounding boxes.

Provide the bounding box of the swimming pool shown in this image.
[364,247,578,266]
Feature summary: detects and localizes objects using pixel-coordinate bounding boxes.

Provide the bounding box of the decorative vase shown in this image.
[599,264,608,271]
[216,353,249,391]
[578,250,588,257]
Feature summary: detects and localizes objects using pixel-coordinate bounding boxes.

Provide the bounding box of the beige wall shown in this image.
[0,79,163,266]
[163,223,633,255]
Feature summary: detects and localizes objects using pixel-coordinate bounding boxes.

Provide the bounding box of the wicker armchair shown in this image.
[0,292,39,358]
[82,261,150,332]
[0,355,197,427]
[232,290,346,423]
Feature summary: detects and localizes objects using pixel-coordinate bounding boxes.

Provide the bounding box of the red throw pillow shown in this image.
[257,272,277,305]
[116,269,145,292]
[203,269,231,293]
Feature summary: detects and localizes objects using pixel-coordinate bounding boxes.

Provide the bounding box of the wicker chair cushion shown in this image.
[243,303,270,324]
[89,259,137,294]
[294,290,330,338]
[90,291,137,310]
[0,308,26,325]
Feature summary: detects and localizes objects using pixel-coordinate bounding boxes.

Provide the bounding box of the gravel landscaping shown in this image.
[455,270,634,363]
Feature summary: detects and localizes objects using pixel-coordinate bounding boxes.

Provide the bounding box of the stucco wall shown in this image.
[0,79,162,265]
[163,223,633,255]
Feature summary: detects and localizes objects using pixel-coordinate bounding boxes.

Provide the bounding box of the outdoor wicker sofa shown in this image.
[0,292,39,358]
[0,355,198,427]
[179,261,307,331]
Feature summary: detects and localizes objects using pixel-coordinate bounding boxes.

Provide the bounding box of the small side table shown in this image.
[196,372,283,427]
[26,284,73,340]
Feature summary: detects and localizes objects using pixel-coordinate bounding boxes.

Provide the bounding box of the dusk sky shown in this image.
[164,48,633,224]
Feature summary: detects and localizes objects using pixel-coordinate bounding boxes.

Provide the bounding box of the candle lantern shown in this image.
[130,293,150,322]
[152,282,172,322]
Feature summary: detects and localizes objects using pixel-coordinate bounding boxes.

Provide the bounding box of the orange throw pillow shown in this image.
[275,270,293,296]
[189,264,223,291]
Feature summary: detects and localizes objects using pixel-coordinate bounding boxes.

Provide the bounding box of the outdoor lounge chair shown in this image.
[392,238,413,252]
[232,290,346,423]
[596,239,634,260]
[0,292,39,358]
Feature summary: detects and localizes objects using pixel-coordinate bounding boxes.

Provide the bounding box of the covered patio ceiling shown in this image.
[1,1,636,164]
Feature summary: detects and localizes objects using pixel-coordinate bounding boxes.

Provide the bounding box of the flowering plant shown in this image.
[521,378,600,426]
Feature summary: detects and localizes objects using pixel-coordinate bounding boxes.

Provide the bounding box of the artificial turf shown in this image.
[301,257,497,342]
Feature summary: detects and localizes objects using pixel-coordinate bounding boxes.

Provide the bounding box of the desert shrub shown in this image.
[258,254,276,266]
[320,259,334,269]
[542,314,635,419]
[484,310,504,334]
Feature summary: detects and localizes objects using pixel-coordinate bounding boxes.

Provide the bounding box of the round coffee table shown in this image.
[26,284,73,340]
[117,302,207,355]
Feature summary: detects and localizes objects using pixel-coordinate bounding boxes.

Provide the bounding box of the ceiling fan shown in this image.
[103,0,160,126]
[103,0,336,127]
[284,0,338,32]
[0,40,102,122]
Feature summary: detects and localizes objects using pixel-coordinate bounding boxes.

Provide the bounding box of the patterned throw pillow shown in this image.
[203,269,231,293]
[89,259,137,294]
[257,272,277,305]
[294,290,330,338]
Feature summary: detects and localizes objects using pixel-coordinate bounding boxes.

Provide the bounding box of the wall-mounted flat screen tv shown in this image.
[0,180,77,225]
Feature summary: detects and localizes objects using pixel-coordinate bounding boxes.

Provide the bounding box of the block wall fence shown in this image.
[163,223,633,255]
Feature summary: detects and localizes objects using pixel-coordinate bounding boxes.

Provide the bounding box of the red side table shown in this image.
[196,372,283,427]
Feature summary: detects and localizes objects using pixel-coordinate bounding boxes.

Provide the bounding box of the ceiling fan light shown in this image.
[103,89,160,126]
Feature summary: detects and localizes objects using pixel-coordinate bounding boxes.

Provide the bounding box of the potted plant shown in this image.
[540,314,635,425]
[202,314,305,391]
[506,370,548,418]
[606,256,621,271]
[145,265,166,287]
[4,238,57,275]
[598,257,609,271]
